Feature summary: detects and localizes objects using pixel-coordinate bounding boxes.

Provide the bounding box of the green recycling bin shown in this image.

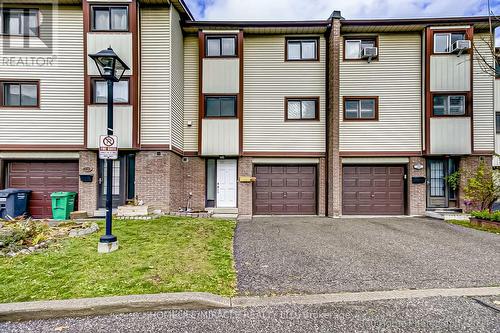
[51,192,77,220]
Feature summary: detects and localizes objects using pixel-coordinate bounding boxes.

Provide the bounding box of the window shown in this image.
[1,81,38,107]
[343,97,378,120]
[285,98,319,120]
[344,38,376,60]
[205,96,237,117]
[2,9,39,36]
[92,6,128,31]
[92,79,129,104]
[206,36,236,57]
[286,38,318,61]
[433,32,466,53]
[432,95,466,116]
[496,112,500,134]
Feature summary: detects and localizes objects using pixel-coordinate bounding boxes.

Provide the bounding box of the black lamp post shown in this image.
[89,47,129,250]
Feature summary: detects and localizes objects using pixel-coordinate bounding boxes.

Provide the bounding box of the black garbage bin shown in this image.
[0,189,32,220]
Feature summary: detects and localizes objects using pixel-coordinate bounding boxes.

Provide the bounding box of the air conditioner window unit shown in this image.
[452,40,471,52]
[361,46,378,58]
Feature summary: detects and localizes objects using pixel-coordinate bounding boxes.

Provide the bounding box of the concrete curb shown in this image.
[1,286,499,322]
[0,292,230,322]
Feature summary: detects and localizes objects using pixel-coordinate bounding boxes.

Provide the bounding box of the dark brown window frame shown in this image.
[90,5,129,32]
[90,77,131,105]
[1,8,40,37]
[431,29,470,55]
[496,112,500,134]
[204,94,238,118]
[284,97,320,121]
[343,36,379,61]
[343,96,379,121]
[204,35,238,58]
[0,80,40,108]
[430,92,470,117]
[285,37,320,62]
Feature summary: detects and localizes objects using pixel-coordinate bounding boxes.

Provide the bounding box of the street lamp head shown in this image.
[89,47,129,82]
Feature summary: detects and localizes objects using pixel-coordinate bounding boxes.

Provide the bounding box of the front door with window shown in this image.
[216,159,237,208]
[98,153,135,208]
[427,159,459,209]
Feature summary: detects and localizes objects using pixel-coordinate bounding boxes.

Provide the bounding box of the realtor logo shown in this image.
[0,3,56,66]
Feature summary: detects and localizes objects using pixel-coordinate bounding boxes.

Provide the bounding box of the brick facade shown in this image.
[182,156,205,211]
[237,157,253,218]
[408,157,426,216]
[78,151,98,217]
[327,16,342,217]
[459,155,493,211]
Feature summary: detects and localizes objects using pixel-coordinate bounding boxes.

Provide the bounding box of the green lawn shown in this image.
[0,216,236,303]
[447,219,500,234]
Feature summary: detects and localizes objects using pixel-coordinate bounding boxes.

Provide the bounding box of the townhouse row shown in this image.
[0,0,497,218]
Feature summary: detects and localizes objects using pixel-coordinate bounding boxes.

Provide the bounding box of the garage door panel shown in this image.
[343,165,405,215]
[7,161,79,219]
[253,164,316,215]
[256,179,270,187]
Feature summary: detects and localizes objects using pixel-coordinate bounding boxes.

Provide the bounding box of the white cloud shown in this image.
[185,0,494,21]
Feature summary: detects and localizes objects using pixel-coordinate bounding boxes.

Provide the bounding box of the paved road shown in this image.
[1,296,499,333]
[234,217,500,295]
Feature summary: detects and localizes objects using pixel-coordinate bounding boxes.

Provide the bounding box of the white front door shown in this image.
[216,159,237,208]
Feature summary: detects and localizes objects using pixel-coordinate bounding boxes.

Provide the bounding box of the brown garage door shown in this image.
[253,165,316,215]
[7,161,79,218]
[342,165,405,215]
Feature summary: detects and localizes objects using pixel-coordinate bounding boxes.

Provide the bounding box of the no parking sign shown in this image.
[99,135,118,160]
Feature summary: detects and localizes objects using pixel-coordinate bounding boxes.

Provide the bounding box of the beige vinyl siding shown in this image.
[202,59,239,93]
[430,117,471,154]
[473,32,495,152]
[339,33,421,152]
[0,6,84,146]
[170,7,184,150]
[429,55,470,91]
[140,7,171,146]
[243,35,326,153]
[183,36,199,152]
[201,119,239,155]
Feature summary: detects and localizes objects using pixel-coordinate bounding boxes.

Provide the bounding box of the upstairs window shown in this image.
[344,38,376,60]
[206,36,237,57]
[344,97,378,120]
[286,98,319,120]
[92,6,128,31]
[2,9,39,36]
[1,81,38,107]
[286,38,318,61]
[432,95,466,116]
[433,32,465,53]
[205,96,237,117]
[92,79,129,104]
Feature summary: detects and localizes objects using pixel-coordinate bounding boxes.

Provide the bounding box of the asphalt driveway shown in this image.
[234,217,500,295]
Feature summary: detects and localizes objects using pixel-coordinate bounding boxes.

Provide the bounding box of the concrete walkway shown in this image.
[234,217,500,295]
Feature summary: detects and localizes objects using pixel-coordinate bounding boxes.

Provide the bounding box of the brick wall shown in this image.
[78,151,98,216]
[327,17,342,217]
[135,151,171,210]
[238,157,253,217]
[182,156,205,211]
[408,157,426,215]
[318,157,326,216]
[459,155,493,211]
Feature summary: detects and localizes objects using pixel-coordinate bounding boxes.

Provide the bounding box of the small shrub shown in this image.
[462,160,500,211]
[471,210,500,222]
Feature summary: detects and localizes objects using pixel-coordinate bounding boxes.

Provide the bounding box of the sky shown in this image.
[184,0,500,21]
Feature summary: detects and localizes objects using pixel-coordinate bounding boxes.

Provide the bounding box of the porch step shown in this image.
[93,209,118,218]
[206,207,239,214]
[425,209,468,221]
[212,213,238,219]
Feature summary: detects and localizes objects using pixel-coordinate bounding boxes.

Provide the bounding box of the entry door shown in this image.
[427,160,447,208]
[216,159,237,208]
[98,159,124,208]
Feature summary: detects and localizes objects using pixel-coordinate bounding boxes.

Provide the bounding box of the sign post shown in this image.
[99,135,118,160]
